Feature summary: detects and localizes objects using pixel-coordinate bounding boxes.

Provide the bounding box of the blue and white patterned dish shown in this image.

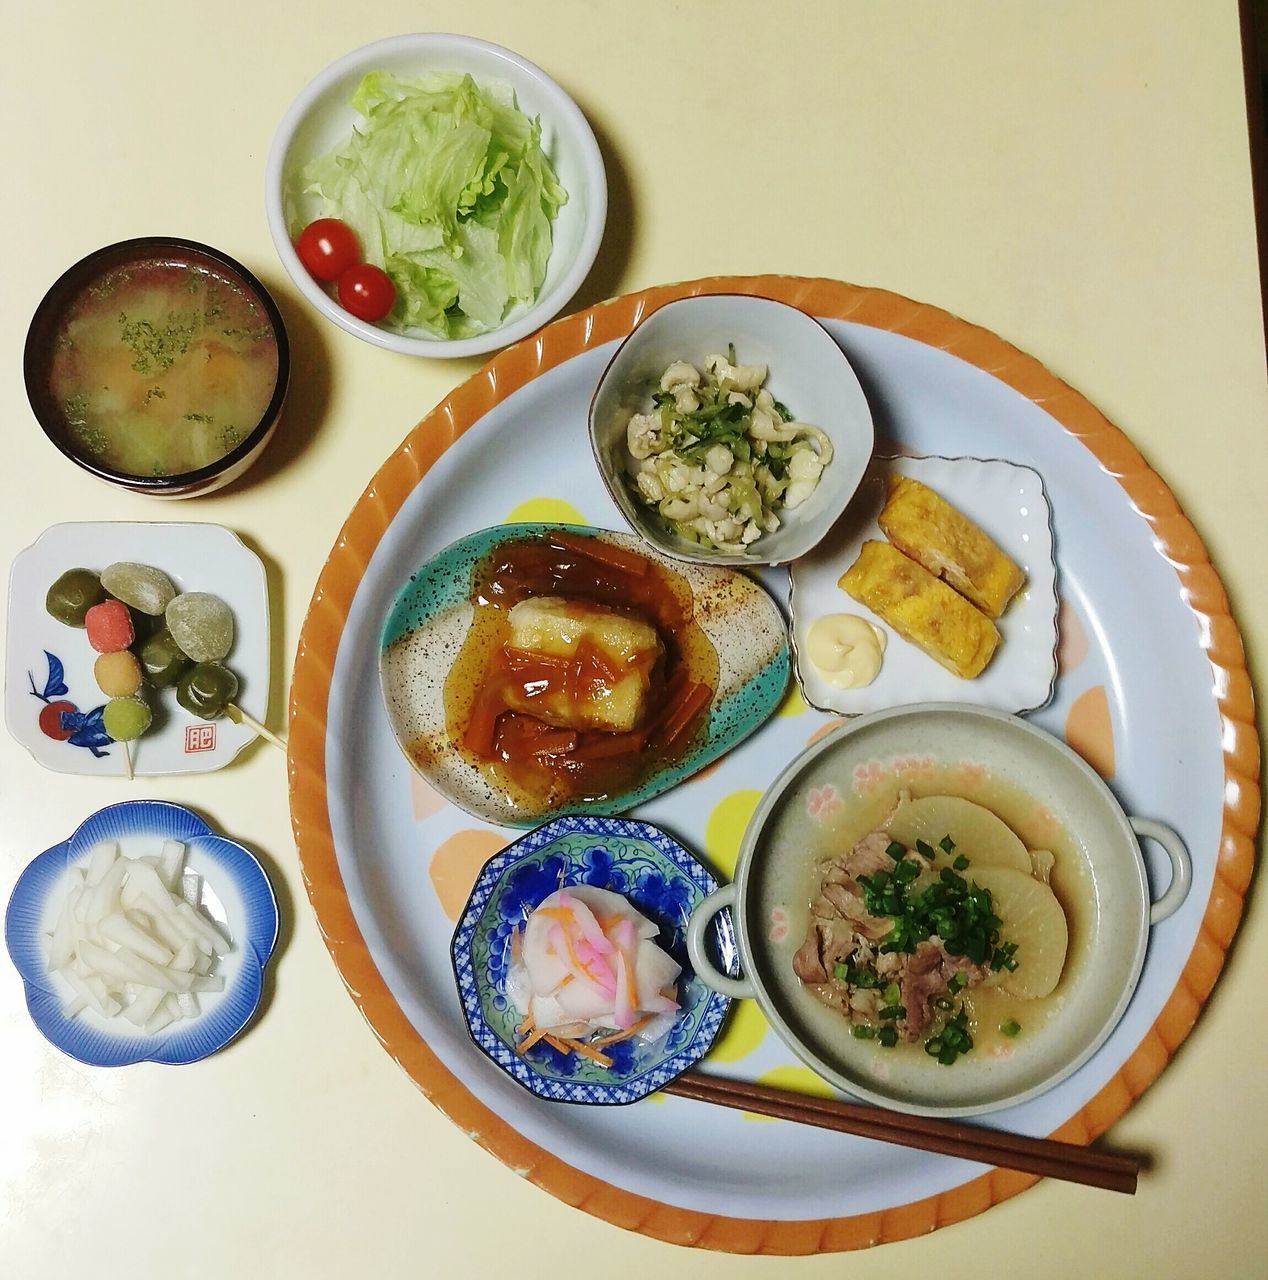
[5,800,279,1066]
[450,814,737,1104]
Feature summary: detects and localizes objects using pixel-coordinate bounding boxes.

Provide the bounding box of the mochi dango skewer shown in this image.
[166,591,284,750]
[176,662,285,752]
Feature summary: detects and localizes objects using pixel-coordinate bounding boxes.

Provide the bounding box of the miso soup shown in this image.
[46,260,279,478]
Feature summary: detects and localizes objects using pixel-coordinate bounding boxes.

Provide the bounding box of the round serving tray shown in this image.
[288,276,1258,1254]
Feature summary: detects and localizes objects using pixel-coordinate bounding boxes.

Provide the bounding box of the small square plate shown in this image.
[789,455,1057,715]
[6,522,270,776]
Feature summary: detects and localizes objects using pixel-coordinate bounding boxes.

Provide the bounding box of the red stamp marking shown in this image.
[185,723,216,753]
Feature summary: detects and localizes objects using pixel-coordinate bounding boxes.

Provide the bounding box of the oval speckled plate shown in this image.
[379,523,790,826]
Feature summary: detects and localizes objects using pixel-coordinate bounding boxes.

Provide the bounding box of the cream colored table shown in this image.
[3,3,1264,1275]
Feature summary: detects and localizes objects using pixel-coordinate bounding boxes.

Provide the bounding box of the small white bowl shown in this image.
[589,294,875,567]
[265,33,607,359]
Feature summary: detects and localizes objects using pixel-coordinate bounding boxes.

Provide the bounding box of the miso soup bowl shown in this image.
[24,237,290,498]
[687,703,1191,1117]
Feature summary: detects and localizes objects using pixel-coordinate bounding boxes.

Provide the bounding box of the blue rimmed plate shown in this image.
[5,800,279,1066]
[450,814,737,1104]
[380,522,789,826]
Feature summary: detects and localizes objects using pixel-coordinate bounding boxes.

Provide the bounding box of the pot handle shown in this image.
[686,884,756,1000]
[1130,817,1192,925]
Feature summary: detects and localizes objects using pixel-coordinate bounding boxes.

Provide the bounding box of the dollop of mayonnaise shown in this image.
[805,614,887,688]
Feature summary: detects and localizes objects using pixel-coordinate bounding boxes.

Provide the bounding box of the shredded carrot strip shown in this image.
[542,1033,573,1054]
[551,531,649,577]
[589,1014,653,1048]
[567,1040,614,1067]
[567,727,649,762]
[657,681,711,747]
[516,1026,550,1054]
[503,647,571,671]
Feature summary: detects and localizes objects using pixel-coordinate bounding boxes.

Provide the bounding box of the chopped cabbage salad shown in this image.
[291,71,567,338]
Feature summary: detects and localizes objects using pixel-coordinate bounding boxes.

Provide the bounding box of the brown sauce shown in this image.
[442,532,719,811]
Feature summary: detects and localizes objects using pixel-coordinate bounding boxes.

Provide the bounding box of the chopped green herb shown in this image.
[1000,1019,1022,1038]
[915,839,937,859]
[883,982,901,1006]
[886,840,907,860]
[877,1026,899,1048]
[953,854,970,871]
[118,309,198,375]
[852,1024,876,1040]
[878,1004,904,1021]
[833,961,849,982]
[939,835,956,854]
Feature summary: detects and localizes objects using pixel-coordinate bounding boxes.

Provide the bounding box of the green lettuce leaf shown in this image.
[291,70,568,338]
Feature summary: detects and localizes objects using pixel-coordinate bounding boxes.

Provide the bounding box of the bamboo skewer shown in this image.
[225,705,287,751]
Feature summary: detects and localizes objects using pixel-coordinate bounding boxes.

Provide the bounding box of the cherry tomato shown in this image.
[39,700,77,741]
[295,218,360,283]
[337,263,396,322]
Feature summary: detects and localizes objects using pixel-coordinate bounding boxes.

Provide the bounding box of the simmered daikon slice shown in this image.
[885,795,1031,872]
[967,865,1068,998]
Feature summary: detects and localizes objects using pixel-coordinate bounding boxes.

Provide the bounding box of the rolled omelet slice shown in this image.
[838,541,1000,679]
[878,476,1025,619]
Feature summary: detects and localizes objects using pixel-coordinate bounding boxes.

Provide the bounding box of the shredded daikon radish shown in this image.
[42,841,232,1034]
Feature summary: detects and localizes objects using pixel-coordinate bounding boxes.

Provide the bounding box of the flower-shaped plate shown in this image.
[5,800,279,1066]
[451,814,737,1103]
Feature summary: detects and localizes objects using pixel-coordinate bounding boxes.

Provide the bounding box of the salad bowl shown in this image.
[266,32,607,358]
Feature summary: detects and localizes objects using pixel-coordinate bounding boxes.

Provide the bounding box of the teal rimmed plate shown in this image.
[379,522,789,826]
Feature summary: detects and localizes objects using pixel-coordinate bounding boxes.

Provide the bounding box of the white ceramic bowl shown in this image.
[686,704,1192,1117]
[265,33,607,358]
[589,294,875,566]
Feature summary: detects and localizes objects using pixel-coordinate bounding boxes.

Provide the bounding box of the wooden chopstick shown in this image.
[662,1070,1139,1195]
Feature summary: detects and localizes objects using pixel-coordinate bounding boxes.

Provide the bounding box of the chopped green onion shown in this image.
[878,1005,903,1021]
[886,841,907,860]
[953,854,970,871]
[939,835,956,854]
[1000,1019,1022,1038]
[915,839,936,859]
[833,961,848,981]
[878,1026,898,1048]
[883,982,901,1005]
[852,1024,876,1040]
